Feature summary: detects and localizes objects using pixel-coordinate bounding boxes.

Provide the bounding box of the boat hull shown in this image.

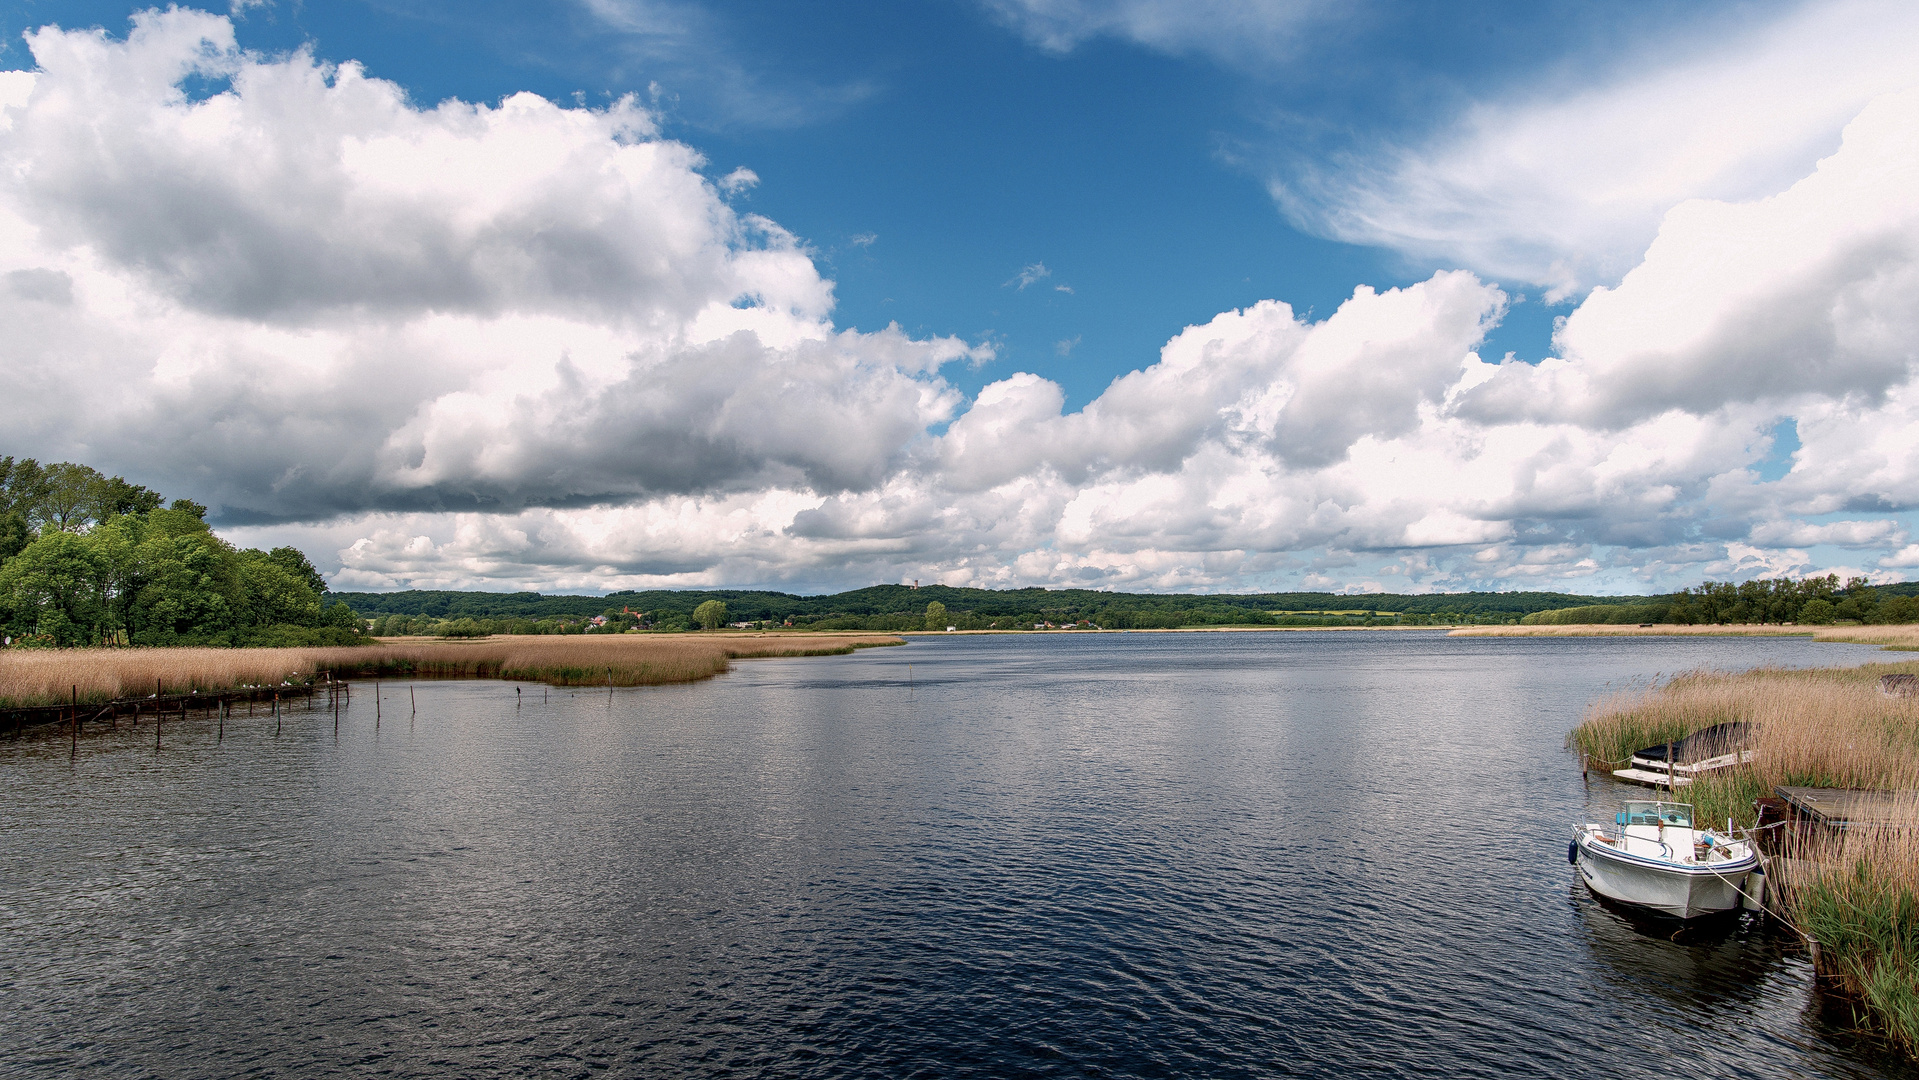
[1574,833,1756,919]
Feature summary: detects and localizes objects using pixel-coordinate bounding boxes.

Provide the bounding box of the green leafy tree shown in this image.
[124,508,244,644]
[0,458,367,647]
[321,600,361,630]
[1836,576,1879,622]
[0,458,163,539]
[1874,595,1919,625]
[693,599,727,630]
[89,475,164,521]
[236,549,325,628]
[268,546,329,595]
[0,511,29,566]
[0,457,48,523]
[1798,598,1836,624]
[925,600,947,630]
[38,462,105,532]
[0,530,109,645]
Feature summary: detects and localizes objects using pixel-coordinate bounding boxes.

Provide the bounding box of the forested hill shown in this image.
[335,585,1630,624]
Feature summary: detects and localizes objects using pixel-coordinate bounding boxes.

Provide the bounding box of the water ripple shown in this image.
[0,632,1909,1078]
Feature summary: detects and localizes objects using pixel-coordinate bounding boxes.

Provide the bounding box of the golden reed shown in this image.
[1453,623,1919,649]
[0,633,904,707]
[1572,662,1919,1052]
[1776,794,1919,1053]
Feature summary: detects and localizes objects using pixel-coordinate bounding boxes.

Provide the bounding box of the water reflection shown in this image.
[1576,885,1787,1006]
[0,630,1909,1079]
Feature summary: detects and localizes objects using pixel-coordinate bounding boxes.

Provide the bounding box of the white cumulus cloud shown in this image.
[8,7,1919,595]
[0,9,983,523]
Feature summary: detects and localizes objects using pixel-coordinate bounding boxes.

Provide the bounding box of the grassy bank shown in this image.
[1776,812,1919,1051]
[0,633,904,707]
[1570,662,1919,1051]
[1453,623,1919,649]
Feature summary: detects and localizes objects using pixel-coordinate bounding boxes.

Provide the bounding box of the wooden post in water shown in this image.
[607,666,613,702]
[375,678,381,729]
[70,685,78,758]
[410,685,416,715]
[274,692,281,736]
[218,699,225,743]
[333,683,340,735]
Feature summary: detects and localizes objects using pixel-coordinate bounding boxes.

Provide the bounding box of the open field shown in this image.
[1452,623,1919,649]
[0,633,904,708]
[1570,661,1919,1051]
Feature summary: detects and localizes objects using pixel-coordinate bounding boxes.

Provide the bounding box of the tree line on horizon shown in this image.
[333,583,1628,628]
[1522,575,1919,626]
[340,576,1919,636]
[0,457,365,648]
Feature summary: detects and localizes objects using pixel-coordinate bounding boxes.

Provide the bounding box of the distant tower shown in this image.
[913,579,920,589]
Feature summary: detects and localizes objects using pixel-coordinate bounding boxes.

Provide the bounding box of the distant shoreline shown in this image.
[893,624,1461,635]
[1448,622,1919,650]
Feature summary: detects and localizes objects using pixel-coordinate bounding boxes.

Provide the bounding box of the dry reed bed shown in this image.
[1776,801,1919,1052]
[0,633,904,707]
[1572,663,1919,1051]
[1452,623,1919,649]
[1570,663,1919,789]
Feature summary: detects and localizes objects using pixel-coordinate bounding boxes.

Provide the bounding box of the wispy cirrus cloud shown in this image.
[982,0,1339,68]
[575,0,879,129]
[1005,262,1051,290]
[988,1,1919,304]
[1271,0,1919,298]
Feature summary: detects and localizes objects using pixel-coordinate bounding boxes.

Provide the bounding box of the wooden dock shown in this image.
[1775,785,1919,829]
[1612,749,1756,788]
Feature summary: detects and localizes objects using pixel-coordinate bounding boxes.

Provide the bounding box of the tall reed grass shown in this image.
[1772,798,1919,1052]
[1572,662,1919,1051]
[0,634,903,707]
[1570,663,1919,826]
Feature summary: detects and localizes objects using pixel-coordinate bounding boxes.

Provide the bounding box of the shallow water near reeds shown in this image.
[1,631,1911,1078]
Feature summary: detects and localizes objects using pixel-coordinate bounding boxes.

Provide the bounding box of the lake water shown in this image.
[1,631,1911,1078]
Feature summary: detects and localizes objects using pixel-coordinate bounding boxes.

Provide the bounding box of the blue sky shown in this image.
[0,0,1766,401]
[0,1,1916,594]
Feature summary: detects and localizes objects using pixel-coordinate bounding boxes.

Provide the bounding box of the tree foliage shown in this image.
[1522,574,1919,626]
[0,458,363,648]
[693,599,728,630]
[334,584,1638,627]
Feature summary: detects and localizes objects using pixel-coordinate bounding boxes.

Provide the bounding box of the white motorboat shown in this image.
[1570,800,1761,919]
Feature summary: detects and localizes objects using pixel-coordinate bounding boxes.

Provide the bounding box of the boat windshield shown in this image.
[1620,802,1693,828]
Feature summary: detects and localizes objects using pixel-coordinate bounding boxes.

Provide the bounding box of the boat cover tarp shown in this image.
[1634,721,1751,766]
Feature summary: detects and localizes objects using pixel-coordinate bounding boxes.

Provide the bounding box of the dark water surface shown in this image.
[2,631,1911,1078]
